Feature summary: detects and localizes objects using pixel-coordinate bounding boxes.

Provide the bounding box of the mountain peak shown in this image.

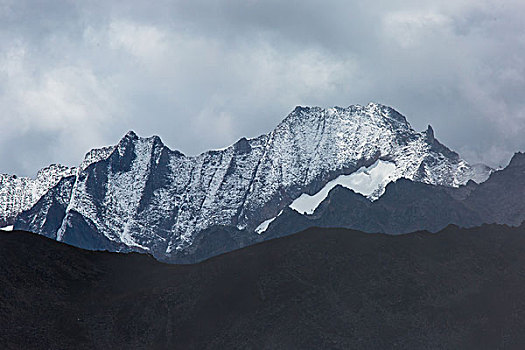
[124,130,138,140]
[120,131,165,147]
[425,125,435,142]
[292,105,312,113]
[285,103,410,129]
[36,164,74,180]
[370,103,409,126]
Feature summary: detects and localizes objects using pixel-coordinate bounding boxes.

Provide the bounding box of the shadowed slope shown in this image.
[2,225,525,349]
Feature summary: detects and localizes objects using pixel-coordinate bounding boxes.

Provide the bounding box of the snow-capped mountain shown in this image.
[0,165,75,227]
[12,103,491,260]
[0,147,115,228]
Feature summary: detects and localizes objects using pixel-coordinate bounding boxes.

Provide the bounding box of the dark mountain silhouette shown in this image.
[3,225,525,349]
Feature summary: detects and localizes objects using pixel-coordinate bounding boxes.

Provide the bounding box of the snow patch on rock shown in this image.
[290,160,396,215]
[255,210,283,234]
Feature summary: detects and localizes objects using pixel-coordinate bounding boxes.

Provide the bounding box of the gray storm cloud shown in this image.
[1,0,524,175]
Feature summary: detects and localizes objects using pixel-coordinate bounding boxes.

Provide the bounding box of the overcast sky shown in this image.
[1,0,525,176]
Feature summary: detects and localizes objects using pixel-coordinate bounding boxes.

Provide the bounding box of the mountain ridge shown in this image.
[256,151,525,242]
[11,103,491,262]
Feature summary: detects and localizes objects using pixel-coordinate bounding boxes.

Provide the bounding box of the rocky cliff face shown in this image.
[0,146,115,227]
[0,165,75,227]
[13,103,490,261]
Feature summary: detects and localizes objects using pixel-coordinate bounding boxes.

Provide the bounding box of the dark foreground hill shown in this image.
[3,225,525,349]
